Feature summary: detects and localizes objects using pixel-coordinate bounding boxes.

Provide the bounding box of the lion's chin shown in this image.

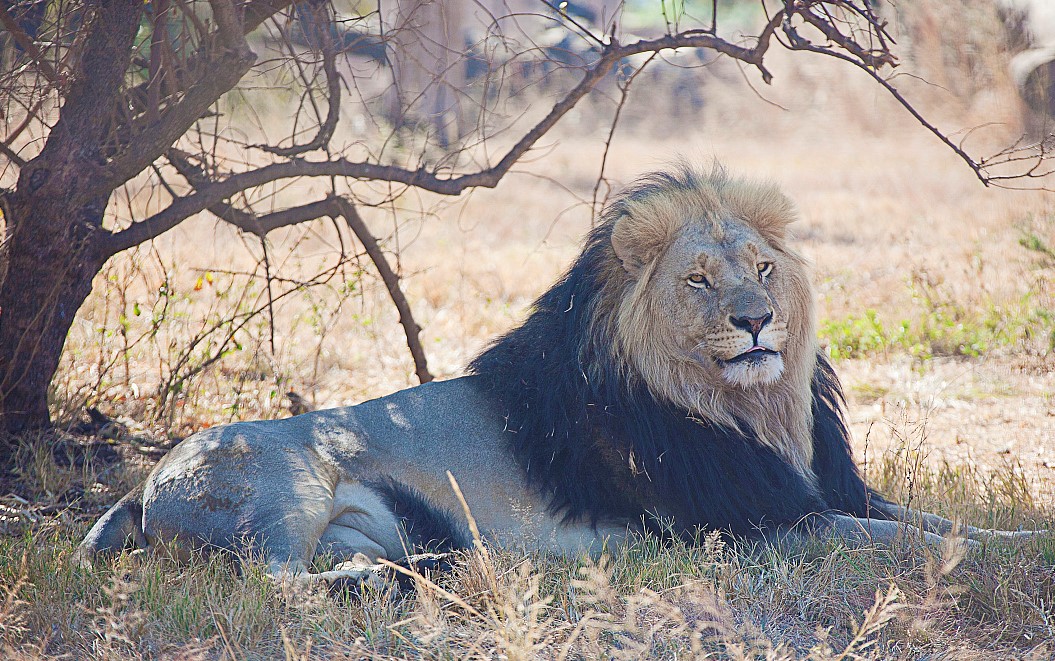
[719,352,785,388]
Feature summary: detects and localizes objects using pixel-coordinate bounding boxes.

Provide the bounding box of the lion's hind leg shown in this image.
[75,484,148,566]
[291,479,467,591]
[263,481,403,587]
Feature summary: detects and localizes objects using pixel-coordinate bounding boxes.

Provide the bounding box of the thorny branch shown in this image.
[773,1,1054,188]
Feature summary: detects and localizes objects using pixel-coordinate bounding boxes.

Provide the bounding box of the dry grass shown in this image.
[4,3,1055,658]
[1,453,1053,659]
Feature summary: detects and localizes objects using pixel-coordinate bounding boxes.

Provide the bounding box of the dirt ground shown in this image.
[840,358,1055,498]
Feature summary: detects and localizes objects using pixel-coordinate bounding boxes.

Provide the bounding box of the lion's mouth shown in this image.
[725,346,779,364]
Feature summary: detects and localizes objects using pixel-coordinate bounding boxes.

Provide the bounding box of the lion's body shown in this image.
[80,165,1030,581]
[81,366,862,576]
[81,377,632,574]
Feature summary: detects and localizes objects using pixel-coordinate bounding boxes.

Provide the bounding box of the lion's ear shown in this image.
[611,213,663,277]
[611,215,643,275]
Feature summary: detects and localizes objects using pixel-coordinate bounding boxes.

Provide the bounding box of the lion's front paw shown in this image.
[317,553,388,593]
[978,528,1050,542]
[319,551,457,593]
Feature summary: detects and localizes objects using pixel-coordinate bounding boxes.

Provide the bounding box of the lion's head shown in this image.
[595,165,818,472]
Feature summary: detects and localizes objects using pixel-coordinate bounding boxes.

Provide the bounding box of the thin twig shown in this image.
[146,0,171,124]
[258,46,341,156]
[1,97,46,161]
[260,237,276,355]
[784,36,988,185]
[539,0,607,48]
[591,53,658,223]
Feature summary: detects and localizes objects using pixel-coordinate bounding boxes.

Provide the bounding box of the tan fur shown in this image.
[599,165,817,475]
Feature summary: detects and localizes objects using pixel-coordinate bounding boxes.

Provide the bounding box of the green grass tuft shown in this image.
[820,295,1055,361]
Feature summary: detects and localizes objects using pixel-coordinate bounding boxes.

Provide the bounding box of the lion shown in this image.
[78,164,1036,584]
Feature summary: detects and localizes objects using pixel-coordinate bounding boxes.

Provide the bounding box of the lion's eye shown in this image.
[757,262,773,280]
[687,273,710,289]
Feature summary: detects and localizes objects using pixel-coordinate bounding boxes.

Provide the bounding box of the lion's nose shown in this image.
[730,312,772,337]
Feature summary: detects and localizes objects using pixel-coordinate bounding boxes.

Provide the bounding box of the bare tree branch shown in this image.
[539,0,607,48]
[0,5,61,84]
[144,151,433,380]
[243,0,293,34]
[203,195,339,237]
[258,42,341,156]
[1,98,45,161]
[208,0,246,49]
[167,150,337,235]
[97,49,257,195]
[0,142,26,169]
[102,28,788,256]
[146,0,170,124]
[22,0,142,188]
[171,0,208,38]
[247,199,343,234]
[779,19,990,185]
[159,152,435,383]
[331,197,432,385]
[87,0,295,199]
[798,6,896,69]
[591,53,658,222]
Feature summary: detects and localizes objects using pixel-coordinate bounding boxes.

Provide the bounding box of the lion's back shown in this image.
[141,375,538,549]
[156,375,508,469]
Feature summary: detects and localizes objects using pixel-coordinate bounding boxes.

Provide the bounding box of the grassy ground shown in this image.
[2,453,1053,659]
[3,10,1055,659]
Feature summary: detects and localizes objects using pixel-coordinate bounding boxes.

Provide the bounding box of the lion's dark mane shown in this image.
[469,222,881,539]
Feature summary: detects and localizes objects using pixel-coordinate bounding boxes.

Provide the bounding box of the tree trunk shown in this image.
[0,0,141,438]
[0,186,108,436]
[384,0,466,146]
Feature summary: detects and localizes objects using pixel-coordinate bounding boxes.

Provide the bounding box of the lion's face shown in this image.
[607,169,813,393]
[601,165,818,470]
[651,218,790,388]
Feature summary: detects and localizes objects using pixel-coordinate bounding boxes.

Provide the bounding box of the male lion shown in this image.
[79,165,1033,583]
